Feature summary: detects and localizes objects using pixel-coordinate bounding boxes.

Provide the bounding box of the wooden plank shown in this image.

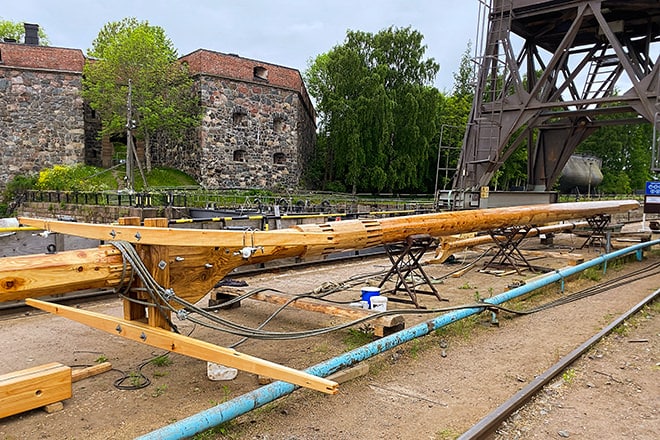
[25,299,338,395]
[0,362,72,419]
[71,362,112,383]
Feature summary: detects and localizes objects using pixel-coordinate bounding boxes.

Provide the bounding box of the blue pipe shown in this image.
[138,239,659,440]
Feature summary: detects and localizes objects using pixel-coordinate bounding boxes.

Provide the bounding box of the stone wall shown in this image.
[0,66,85,186]
[1,43,316,192]
[153,52,317,189]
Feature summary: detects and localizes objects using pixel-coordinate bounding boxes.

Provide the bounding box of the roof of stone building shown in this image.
[0,42,315,121]
[0,42,85,72]
[180,49,316,120]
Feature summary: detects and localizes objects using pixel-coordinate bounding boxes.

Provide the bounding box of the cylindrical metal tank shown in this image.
[558,154,603,194]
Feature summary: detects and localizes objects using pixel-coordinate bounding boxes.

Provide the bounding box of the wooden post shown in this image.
[119,217,146,321]
[142,218,172,330]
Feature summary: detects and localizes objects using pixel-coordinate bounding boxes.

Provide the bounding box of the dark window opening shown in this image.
[273,152,286,164]
[273,116,284,132]
[253,66,268,81]
[234,150,247,162]
[232,110,247,125]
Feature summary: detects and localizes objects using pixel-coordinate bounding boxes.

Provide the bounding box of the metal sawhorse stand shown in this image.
[579,214,611,249]
[483,225,535,275]
[378,234,447,308]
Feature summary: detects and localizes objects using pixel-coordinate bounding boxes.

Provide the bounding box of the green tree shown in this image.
[0,18,49,45]
[305,26,439,194]
[82,18,201,175]
[432,44,475,191]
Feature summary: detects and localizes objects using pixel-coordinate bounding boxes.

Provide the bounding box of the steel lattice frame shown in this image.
[453,0,660,193]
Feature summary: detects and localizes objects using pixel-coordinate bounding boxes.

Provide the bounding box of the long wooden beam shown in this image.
[12,201,639,306]
[0,245,126,302]
[17,218,331,247]
[25,298,338,394]
[433,221,590,263]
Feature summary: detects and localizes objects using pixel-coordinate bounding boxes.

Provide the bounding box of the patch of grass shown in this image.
[95,355,108,363]
[433,315,480,341]
[612,321,631,336]
[581,266,602,282]
[150,354,173,367]
[343,326,374,350]
[435,427,461,439]
[192,422,237,440]
[409,340,423,359]
[562,368,576,384]
[151,384,167,398]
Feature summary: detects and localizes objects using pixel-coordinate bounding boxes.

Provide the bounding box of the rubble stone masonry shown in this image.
[0,43,86,187]
[0,43,315,191]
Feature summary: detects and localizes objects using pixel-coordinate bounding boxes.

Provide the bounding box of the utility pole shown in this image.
[126,79,135,193]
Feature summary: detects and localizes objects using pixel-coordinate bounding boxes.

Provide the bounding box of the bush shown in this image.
[36,164,111,191]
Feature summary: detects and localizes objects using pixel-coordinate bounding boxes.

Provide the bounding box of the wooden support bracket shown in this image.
[25,299,338,395]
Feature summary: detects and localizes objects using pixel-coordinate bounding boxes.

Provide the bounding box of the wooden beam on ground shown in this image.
[71,362,112,383]
[0,362,72,419]
[25,299,338,395]
[220,288,406,337]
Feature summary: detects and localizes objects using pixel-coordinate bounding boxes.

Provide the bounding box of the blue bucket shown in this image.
[360,286,381,308]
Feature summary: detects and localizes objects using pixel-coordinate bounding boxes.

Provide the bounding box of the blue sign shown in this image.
[646,181,660,195]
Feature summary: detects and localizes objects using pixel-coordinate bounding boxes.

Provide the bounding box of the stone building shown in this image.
[0,30,89,187]
[0,24,316,190]
[155,49,316,189]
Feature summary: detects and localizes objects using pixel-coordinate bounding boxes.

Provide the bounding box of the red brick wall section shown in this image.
[0,43,85,72]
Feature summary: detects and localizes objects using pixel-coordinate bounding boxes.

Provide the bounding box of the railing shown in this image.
[21,189,437,213]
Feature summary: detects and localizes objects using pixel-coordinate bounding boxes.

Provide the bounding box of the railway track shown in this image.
[460,286,659,439]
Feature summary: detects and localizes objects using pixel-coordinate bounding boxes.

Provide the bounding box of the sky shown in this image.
[1,0,480,92]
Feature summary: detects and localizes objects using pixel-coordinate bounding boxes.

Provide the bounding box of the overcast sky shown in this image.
[2,0,480,92]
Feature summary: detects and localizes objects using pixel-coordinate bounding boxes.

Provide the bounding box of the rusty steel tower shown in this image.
[446,0,660,207]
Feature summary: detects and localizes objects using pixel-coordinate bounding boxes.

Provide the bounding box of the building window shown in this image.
[232,109,247,126]
[253,66,268,81]
[273,152,286,164]
[273,116,284,133]
[234,150,247,162]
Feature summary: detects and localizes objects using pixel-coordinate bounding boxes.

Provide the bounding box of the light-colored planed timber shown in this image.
[71,362,113,383]
[0,362,72,419]
[25,299,339,394]
[0,245,127,302]
[432,221,590,263]
[10,201,639,308]
[18,217,332,247]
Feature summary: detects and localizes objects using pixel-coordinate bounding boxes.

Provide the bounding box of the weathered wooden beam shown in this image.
[215,288,406,336]
[25,299,339,395]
